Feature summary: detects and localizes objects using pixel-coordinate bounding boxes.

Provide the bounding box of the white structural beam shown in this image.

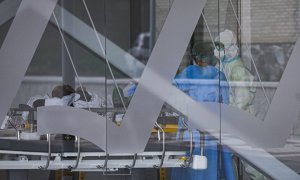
[50,5,145,78]
[0,0,145,79]
[0,0,58,137]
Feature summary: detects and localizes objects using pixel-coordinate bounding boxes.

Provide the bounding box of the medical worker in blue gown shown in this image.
[171,42,235,180]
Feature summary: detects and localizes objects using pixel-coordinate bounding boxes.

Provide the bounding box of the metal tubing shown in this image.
[124,153,137,169]
[153,123,166,168]
[181,130,193,168]
[39,134,51,170]
[68,136,81,170]
[97,153,109,170]
[197,130,205,156]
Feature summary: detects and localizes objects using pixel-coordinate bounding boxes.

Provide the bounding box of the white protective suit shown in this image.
[214,29,256,114]
[215,30,266,180]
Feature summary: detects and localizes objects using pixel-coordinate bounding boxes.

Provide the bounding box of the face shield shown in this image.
[214,29,238,60]
[214,38,239,61]
[214,42,225,60]
[225,45,239,58]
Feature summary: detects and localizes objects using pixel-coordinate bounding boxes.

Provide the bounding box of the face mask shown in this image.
[214,49,225,60]
[225,45,238,58]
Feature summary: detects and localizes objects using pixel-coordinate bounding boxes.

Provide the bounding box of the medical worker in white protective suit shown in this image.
[214,29,256,114]
[215,30,267,180]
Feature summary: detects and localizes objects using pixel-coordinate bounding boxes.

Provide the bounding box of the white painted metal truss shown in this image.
[0,0,300,179]
[0,150,186,171]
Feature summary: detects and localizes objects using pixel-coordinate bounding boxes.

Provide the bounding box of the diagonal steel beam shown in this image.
[50,5,145,78]
[0,0,58,125]
[106,0,208,153]
[0,0,145,79]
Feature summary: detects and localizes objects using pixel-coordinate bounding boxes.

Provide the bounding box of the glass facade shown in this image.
[0,0,300,179]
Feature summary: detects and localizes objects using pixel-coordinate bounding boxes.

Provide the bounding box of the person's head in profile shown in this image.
[191,42,215,67]
[52,84,75,98]
[214,29,239,62]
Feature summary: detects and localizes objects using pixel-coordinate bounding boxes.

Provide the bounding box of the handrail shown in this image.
[125,153,137,169]
[97,153,109,170]
[38,134,51,170]
[181,130,193,168]
[153,123,166,168]
[68,136,81,170]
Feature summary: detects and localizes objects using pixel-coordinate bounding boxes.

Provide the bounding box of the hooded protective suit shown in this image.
[215,30,265,180]
[215,29,256,114]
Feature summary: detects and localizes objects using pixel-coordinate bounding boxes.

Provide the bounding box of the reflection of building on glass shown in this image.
[214,29,256,114]
[172,42,235,180]
[128,32,151,65]
[250,45,287,81]
[112,82,136,108]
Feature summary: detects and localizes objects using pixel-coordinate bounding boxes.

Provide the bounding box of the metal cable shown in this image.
[52,12,91,112]
[53,12,85,170]
[68,137,81,170]
[82,0,127,112]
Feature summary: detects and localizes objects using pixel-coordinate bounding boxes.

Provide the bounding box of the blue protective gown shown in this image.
[171,65,235,180]
[174,65,229,104]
